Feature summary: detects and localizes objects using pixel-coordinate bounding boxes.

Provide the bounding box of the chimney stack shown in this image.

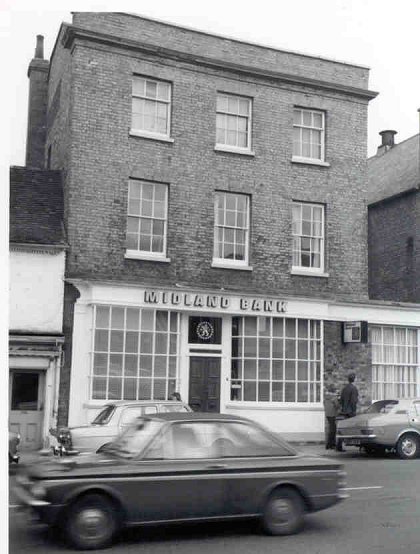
[376,130,397,156]
[34,34,44,59]
[25,35,49,168]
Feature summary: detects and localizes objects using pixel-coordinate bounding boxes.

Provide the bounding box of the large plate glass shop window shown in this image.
[231,316,322,403]
[189,317,222,345]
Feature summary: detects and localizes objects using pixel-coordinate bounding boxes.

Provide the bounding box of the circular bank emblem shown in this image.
[196,321,214,340]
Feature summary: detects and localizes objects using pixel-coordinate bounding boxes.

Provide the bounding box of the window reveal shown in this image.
[293,108,325,162]
[131,76,171,137]
[292,202,325,272]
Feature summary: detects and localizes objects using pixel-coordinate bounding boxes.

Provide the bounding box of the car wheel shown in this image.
[64,493,119,550]
[396,434,420,460]
[261,487,304,536]
[96,442,112,454]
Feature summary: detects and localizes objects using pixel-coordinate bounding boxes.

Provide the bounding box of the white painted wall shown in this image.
[9,249,65,333]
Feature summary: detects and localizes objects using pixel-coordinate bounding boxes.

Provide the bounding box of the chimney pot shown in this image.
[35,35,44,59]
[379,130,397,148]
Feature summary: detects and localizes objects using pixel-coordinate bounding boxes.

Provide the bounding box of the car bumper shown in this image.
[13,484,62,525]
[337,433,377,446]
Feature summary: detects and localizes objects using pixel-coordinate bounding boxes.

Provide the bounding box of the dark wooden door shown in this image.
[189,357,221,412]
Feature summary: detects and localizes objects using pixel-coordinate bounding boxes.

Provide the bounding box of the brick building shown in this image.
[368,129,420,302]
[16,12,420,442]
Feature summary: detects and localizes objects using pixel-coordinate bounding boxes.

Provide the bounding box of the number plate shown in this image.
[345,439,361,446]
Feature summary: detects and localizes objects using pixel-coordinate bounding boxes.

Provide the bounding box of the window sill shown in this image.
[129,130,174,143]
[214,145,255,157]
[125,251,171,263]
[291,156,330,167]
[225,402,323,411]
[211,261,253,271]
[291,268,329,278]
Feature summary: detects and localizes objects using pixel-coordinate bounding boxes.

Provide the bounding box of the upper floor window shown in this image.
[131,76,172,139]
[126,180,168,260]
[213,192,250,267]
[293,108,325,163]
[216,94,252,152]
[292,202,325,273]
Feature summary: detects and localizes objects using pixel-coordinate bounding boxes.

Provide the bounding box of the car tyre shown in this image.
[64,493,119,550]
[396,434,420,460]
[261,487,304,536]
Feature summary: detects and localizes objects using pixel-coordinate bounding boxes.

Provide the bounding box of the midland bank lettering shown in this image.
[144,291,287,313]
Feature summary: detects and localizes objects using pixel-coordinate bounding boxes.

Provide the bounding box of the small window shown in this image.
[292,201,325,273]
[293,108,325,162]
[131,76,172,139]
[120,407,145,426]
[213,192,250,267]
[126,180,168,258]
[216,93,252,151]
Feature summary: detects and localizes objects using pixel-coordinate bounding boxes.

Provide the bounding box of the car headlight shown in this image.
[30,482,47,499]
[58,429,72,447]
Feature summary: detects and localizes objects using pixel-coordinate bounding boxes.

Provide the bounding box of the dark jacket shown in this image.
[340,383,359,417]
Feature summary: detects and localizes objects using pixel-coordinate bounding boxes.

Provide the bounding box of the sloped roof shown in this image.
[9,166,66,246]
[367,133,420,205]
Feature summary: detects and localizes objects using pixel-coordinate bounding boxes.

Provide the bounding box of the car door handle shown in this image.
[206,464,227,469]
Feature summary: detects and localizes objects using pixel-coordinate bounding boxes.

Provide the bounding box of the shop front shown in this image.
[67,280,420,439]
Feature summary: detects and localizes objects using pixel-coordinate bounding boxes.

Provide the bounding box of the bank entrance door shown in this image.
[9,370,44,450]
[189,357,221,412]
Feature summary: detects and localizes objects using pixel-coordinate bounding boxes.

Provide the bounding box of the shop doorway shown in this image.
[189,357,221,412]
[9,370,44,450]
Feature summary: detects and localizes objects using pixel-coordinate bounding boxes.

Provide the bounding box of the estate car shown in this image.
[337,398,420,459]
[54,400,191,455]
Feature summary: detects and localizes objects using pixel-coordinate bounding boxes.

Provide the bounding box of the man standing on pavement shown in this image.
[336,372,359,452]
[323,384,340,449]
[339,372,359,418]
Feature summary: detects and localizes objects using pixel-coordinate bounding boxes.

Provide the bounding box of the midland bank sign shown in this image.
[144,290,288,314]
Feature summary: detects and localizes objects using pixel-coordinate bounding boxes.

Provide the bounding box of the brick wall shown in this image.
[323,321,372,410]
[49,32,370,301]
[368,191,419,303]
[71,12,370,89]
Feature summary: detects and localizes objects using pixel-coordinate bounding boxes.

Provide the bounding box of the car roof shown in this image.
[141,412,255,423]
[103,400,188,407]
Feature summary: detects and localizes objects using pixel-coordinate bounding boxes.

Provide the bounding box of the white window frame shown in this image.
[215,93,253,154]
[213,191,250,269]
[291,201,325,275]
[90,305,180,402]
[130,76,172,142]
[229,317,323,406]
[292,108,326,164]
[371,325,420,400]
[125,179,169,262]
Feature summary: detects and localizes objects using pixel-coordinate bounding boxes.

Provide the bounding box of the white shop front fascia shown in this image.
[67,280,420,436]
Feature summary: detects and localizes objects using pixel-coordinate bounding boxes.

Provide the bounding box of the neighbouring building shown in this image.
[368,129,420,303]
[16,13,420,442]
[9,36,66,450]
[9,166,66,450]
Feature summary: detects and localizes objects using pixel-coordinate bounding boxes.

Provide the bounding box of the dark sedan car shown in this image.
[14,413,347,550]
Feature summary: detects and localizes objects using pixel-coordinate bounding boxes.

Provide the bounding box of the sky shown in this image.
[2,0,420,167]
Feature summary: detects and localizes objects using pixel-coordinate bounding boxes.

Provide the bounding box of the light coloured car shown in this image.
[336,398,420,459]
[9,430,20,463]
[55,400,191,454]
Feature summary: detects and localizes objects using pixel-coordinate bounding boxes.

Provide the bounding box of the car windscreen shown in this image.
[106,419,164,458]
[91,405,115,425]
[366,400,399,414]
